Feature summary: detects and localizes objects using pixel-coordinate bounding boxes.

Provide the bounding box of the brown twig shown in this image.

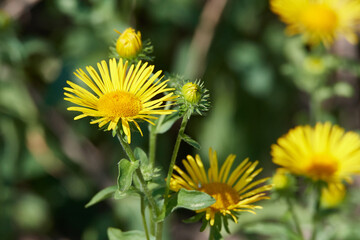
[185,0,229,79]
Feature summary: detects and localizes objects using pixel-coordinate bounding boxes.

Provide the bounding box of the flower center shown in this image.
[97,91,142,118]
[306,153,338,181]
[200,183,239,211]
[301,4,337,32]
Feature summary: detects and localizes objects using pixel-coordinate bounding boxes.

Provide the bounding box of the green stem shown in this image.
[310,92,319,125]
[141,196,150,240]
[149,207,155,236]
[286,197,304,240]
[149,124,157,169]
[155,221,163,240]
[116,133,160,216]
[163,116,189,206]
[310,185,321,240]
[156,116,189,240]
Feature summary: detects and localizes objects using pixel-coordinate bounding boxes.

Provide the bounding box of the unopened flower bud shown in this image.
[320,183,345,209]
[181,82,201,104]
[116,28,142,58]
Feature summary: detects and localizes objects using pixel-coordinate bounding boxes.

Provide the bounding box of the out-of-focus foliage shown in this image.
[1,0,359,239]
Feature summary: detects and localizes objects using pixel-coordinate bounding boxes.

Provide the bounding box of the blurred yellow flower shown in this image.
[271,122,360,184]
[170,148,272,226]
[64,58,176,143]
[116,28,142,58]
[321,183,346,209]
[270,0,360,46]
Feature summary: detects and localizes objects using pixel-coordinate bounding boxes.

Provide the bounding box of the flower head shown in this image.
[271,122,360,184]
[270,0,360,46]
[64,58,176,143]
[116,28,142,58]
[320,183,346,209]
[170,148,272,226]
[168,75,210,117]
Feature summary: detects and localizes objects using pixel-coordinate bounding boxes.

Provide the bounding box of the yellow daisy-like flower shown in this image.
[64,58,176,143]
[170,148,272,226]
[116,28,142,58]
[271,122,360,184]
[270,0,360,46]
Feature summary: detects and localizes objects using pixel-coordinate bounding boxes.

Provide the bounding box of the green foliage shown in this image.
[117,159,139,192]
[165,189,215,216]
[85,185,117,208]
[107,227,154,240]
[180,133,201,149]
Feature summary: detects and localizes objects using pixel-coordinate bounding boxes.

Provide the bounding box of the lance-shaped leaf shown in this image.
[166,188,215,216]
[85,185,117,208]
[155,113,180,134]
[134,147,153,181]
[180,133,201,149]
[117,159,139,192]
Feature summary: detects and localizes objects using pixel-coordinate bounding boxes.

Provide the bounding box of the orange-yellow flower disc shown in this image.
[64,58,176,143]
[170,148,272,226]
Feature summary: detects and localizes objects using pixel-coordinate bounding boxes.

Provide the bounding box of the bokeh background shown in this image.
[1,0,360,239]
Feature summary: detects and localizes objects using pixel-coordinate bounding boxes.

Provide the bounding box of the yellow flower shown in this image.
[116,28,142,58]
[271,122,360,184]
[270,0,360,46]
[321,183,346,209]
[64,58,176,143]
[170,148,272,226]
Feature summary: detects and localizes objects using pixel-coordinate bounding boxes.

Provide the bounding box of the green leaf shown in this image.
[166,189,215,216]
[180,133,201,149]
[156,113,180,134]
[134,147,148,164]
[244,222,300,240]
[107,228,154,240]
[117,159,139,192]
[113,187,140,200]
[85,185,117,208]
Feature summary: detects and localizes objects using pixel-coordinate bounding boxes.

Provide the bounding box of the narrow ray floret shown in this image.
[170,148,272,227]
[64,58,176,143]
[271,122,360,184]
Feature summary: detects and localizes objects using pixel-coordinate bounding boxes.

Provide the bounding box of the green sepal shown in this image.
[223,216,230,234]
[183,212,205,223]
[166,189,215,216]
[107,227,154,240]
[180,133,201,149]
[117,159,139,192]
[210,226,223,240]
[155,113,180,134]
[85,185,117,208]
[200,218,208,232]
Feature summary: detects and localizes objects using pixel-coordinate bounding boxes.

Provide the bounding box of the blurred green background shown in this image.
[1,0,359,239]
